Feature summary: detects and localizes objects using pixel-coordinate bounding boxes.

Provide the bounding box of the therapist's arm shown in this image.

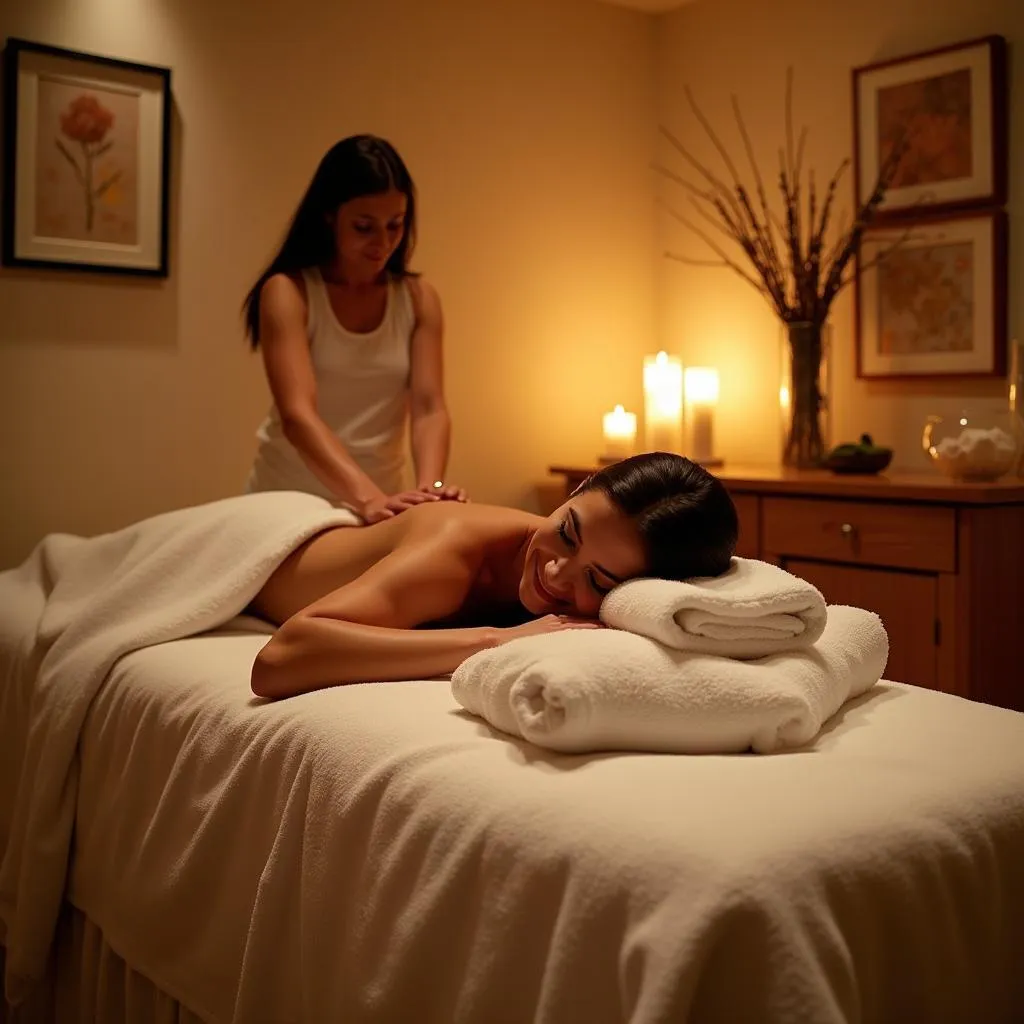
[407,278,459,496]
[259,274,437,520]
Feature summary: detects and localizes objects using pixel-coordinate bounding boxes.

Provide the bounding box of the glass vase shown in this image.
[1009,338,1024,477]
[779,320,832,468]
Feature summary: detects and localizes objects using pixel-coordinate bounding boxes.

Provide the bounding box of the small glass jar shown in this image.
[922,410,1020,482]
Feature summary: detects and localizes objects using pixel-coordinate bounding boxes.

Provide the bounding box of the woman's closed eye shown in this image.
[557,519,576,551]
[559,520,611,597]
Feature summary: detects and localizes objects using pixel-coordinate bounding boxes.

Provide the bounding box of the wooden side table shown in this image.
[548,464,1024,711]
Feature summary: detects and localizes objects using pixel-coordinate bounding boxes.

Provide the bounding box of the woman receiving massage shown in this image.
[251,452,738,698]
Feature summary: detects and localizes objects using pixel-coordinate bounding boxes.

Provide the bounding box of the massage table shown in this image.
[1,493,1023,1022]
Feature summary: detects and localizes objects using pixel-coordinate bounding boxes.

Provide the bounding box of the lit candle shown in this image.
[684,366,719,463]
[602,404,637,461]
[643,351,683,453]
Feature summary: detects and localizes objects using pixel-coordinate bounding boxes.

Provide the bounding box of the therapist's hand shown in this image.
[359,490,439,524]
[419,482,467,502]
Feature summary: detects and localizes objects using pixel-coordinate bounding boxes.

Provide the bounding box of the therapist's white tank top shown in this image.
[247,268,415,503]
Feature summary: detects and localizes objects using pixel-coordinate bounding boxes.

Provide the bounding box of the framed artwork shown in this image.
[855,209,1007,380]
[852,35,1006,219]
[2,37,171,276]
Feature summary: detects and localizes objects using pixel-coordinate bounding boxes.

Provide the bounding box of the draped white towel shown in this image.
[0,491,358,1002]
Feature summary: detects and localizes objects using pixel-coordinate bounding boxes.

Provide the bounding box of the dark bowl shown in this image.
[823,449,893,475]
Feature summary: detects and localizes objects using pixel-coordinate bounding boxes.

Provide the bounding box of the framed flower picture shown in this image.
[2,37,172,276]
[852,35,1007,219]
[855,209,1007,380]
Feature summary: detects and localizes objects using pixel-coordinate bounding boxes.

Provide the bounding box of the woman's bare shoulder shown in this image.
[402,501,541,541]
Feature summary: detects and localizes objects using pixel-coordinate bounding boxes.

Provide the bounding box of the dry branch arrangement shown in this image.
[656,71,909,467]
[657,69,909,327]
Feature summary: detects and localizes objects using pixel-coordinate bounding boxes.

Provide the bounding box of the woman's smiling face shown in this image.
[519,488,647,617]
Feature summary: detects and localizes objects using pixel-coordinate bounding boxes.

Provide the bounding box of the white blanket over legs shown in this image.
[451,605,888,755]
[0,491,357,1003]
[600,557,827,657]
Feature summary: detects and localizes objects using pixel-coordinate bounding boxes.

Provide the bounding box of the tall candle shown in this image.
[643,351,683,453]
[684,366,719,463]
[602,404,637,460]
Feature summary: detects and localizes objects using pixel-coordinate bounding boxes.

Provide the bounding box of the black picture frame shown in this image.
[2,37,172,276]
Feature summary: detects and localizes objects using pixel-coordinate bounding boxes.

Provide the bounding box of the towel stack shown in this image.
[450,558,889,755]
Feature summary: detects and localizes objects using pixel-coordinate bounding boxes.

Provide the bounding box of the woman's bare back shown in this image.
[252,501,540,626]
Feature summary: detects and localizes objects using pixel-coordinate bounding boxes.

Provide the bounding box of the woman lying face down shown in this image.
[250,452,738,698]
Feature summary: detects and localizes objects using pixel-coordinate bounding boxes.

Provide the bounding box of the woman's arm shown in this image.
[251,530,495,698]
[407,278,453,492]
[258,274,388,512]
[253,618,497,699]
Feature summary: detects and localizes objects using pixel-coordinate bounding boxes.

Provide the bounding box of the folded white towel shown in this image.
[599,557,827,658]
[451,605,888,755]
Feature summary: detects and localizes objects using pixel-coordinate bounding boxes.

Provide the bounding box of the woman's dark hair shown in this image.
[243,134,418,348]
[577,452,738,581]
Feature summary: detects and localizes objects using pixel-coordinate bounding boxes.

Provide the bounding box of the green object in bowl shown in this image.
[824,434,893,475]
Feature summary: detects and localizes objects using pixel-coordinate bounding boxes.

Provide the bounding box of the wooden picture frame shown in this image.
[855,209,1007,380]
[2,37,171,276]
[852,35,1007,220]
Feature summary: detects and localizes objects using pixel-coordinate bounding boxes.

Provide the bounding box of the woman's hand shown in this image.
[498,614,604,643]
[419,482,467,502]
[359,490,440,524]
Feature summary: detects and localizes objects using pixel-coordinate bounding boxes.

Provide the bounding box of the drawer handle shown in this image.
[840,522,855,538]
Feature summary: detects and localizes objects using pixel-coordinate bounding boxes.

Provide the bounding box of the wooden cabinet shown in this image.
[782,559,940,691]
[730,494,761,560]
[548,464,1024,712]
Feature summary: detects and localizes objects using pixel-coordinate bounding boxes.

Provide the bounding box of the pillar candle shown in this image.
[643,351,683,453]
[684,366,719,463]
[602,404,637,460]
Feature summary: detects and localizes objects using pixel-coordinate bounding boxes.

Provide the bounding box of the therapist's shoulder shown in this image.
[260,271,309,315]
[404,274,441,321]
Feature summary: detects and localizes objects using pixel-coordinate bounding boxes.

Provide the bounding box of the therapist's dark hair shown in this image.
[243,134,417,348]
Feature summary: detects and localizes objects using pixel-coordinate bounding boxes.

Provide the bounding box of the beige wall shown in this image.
[0,0,657,567]
[655,0,1020,468]
[3,0,1018,569]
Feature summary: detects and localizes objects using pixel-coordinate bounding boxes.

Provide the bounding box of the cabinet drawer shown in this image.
[762,497,955,573]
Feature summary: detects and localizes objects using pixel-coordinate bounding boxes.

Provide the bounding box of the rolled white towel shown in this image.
[599,557,826,658]
[451,605,888,755]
